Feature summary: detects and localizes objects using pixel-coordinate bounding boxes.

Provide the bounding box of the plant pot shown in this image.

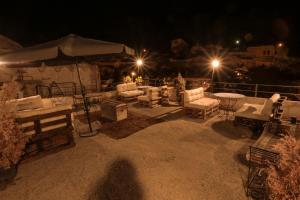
[0,164,17,184]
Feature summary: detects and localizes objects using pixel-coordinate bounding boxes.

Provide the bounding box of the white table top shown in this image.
[214,92,245,99]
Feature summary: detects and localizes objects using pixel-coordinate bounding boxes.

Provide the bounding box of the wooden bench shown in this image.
[16,108,74,157]
[246,123,281,198]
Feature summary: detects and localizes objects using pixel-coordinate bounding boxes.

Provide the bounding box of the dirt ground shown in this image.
[0,110,255,200]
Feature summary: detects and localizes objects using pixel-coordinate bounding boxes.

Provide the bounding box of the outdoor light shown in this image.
[136,59,143,67]
[210,58,221,92]
[235,40,240,44]
[278,43,283,47]
[211,59,220,69]
[131,71,136,79]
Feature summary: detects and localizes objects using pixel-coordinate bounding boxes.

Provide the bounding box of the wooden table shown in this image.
[214,92,245,119]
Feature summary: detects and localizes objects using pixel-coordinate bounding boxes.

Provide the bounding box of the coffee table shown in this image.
[214,92,245,119]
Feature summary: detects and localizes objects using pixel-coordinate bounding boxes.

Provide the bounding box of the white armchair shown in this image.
[184,87,219,119]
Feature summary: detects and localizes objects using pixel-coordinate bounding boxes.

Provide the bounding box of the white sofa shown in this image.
[184,87,219,119]
[137,87,162,107]
[7,95,74,155]
[234,93,280,128]
[235,93,280,121]
[116,82,144,101]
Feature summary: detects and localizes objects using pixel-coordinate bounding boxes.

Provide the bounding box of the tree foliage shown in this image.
[0,82,27,169]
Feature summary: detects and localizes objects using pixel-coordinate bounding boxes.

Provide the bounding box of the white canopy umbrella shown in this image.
[0,34,134,65]
[0,34,135,136]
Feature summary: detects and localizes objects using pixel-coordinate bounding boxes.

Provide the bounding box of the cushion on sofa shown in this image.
[261,93,280,116]
[137,95,161,102]
[116,83,128,93]
[119,90,144,98]
[184,88,204,103]
[185,97,219,110]
[126,82,137,91]
[8,95,43,111]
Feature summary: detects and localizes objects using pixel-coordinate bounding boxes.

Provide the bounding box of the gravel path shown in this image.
[0,115,254,200]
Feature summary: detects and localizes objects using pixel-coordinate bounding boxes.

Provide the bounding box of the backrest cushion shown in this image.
[184,87,204,103]
[9,95,43,111]
[116,83,127,93]
[261,93,280,116]
[126,82,137,91]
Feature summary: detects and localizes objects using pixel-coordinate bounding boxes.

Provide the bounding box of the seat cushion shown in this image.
[185,97,219,110]
[8,95,43,111]
[184,88,204,103]
[116,83,127,93]
[119,90,144,98]
[236,103,269,121]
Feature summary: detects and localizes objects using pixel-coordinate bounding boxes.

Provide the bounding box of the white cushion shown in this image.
[184,88,204,103]
[117,82,137,94]
[126,82,137,91]
[116,83,128,93]
[8,95,43,111]
[185,97,219,110]
[119,90,144,98]
[236,103,269,121]
[261,93,280,116]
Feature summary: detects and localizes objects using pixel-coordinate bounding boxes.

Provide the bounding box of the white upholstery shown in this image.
[184,88,204,103]
[184,87,219,112]
[235,103,269,121]
[117,82,137,93]
[261,93,280,115]
[8,95,43,111]
[236,93,280,121]
[119,90,144,98]
[185,97,219,110]
[117,82,143,98]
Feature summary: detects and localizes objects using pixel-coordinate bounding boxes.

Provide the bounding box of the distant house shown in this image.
[246,45,288,58]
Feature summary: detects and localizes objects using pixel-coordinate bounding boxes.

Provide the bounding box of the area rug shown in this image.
[99,112,163,139]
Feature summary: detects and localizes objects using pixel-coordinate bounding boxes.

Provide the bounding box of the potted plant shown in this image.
[123,76,132,83]
[135,76,143,86]
[0,82,28,187]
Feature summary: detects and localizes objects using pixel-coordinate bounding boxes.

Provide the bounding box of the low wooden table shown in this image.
[100,100,127,121]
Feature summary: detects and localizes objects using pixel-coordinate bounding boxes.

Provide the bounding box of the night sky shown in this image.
[1,1,300,55]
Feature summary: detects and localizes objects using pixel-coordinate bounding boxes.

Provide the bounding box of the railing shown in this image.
[211,82,300,100]
[36,82,78,98]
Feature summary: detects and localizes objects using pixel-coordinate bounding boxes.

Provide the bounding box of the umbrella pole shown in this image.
[76,63,93,133]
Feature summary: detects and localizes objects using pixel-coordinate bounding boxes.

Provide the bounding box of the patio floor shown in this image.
[0,106,255,200]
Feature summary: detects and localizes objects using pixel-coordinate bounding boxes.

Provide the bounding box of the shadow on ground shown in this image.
[89,158,143,200]
[211,120,253,140]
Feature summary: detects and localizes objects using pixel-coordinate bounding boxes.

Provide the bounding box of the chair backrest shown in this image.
[116,82,137,93]
[8,95,43,111]
[261,93,280,116]
[126,82,137,91]
[184,87,204,103]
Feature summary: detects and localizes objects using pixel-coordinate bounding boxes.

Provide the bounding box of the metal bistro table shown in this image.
[214,92,245,120]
